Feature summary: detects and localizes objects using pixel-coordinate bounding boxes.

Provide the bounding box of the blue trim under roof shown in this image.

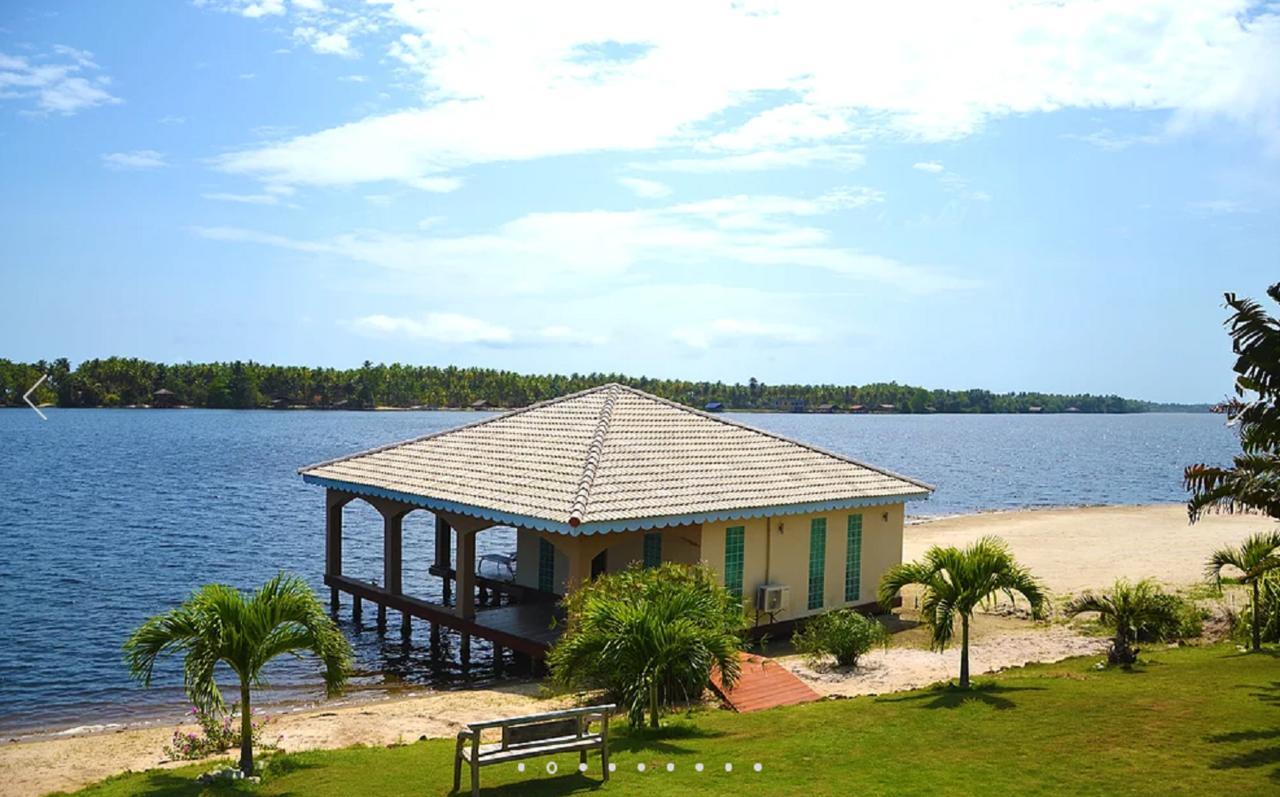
[303,474,929,536]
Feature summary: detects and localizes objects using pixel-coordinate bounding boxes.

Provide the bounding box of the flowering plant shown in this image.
[163,705,273,761]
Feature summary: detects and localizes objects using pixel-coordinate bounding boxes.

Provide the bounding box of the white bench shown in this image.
[452,704,614,795]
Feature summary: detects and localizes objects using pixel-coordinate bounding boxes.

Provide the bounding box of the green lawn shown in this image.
[64,645,1280,797]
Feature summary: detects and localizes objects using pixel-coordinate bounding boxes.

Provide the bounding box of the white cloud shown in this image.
[406,176,463,193]
[239,1,285,19]
[340,74,367,83]
[0,46,120,116]
[1063,128,1161,151]
[102,150,167,170]
[1188,199,1258,216]
[364,193,393,206]
[350,312,513,344]
[913,161,944,173]
[618,176,671,198]
[539,324,608,346]
[202,192,280,205]
[636,145,865,173]
[294,27,356,58]
[209,1,1280,187]
[191,187,955,297]
[672,318,819,349]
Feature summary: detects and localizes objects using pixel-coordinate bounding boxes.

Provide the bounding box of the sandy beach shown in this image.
[2,503,1267,796]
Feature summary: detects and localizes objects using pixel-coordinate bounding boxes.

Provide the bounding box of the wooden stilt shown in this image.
[461,633,471,670]
[377,602,387,632]
[329,586,339,614]
[435,518,452,606]
[401,612,412,639]
[494,645,505,676]
[353,595,363,625]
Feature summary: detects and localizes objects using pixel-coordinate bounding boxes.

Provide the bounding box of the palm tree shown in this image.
[124,574,351,776]
[1064,579,1180,666]
[1207,531,1280,651]
[879,536,1045,688]
[1186,284,1280,521]
[549,563,742,728]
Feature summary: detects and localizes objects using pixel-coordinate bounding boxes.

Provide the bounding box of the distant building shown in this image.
[848,404,867,414]
[151,388,179,408]
[790,399,808,413]
[470,399,490,410]
[704,401,724,413]
[815,403,840,413]
[1066,406,1081,413]
[1028,406,1043,413]
[874,403,896,413]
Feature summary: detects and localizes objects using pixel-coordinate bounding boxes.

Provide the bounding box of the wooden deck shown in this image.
[710,652,821,712]
[325,574,564,657]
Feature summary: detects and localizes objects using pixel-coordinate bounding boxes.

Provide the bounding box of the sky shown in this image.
[1,1,1278,403]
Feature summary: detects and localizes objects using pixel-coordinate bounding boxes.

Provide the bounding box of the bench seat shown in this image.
[460,733,604,765]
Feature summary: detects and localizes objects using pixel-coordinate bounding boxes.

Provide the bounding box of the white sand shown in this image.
[1,503,1265,796]
[907,503,1269,593]
[782,626,1108,698]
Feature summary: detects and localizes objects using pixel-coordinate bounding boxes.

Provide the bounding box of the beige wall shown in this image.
[515,524,702,595]
[701,503,905,624]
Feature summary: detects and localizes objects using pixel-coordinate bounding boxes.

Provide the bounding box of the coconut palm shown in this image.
[124,574,351,776]
[1064,579,1181,666]
[879,536,1045,688]
[1186,284,1280,522]
[549,563,742,728]
[1207,531,1280,651]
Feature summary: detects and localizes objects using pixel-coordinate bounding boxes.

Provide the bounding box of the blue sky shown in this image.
[2,1,1278,403]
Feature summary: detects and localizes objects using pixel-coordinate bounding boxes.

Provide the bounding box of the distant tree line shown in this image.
[0,357,1209,413]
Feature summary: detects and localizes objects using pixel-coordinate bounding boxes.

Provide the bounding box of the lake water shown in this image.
[0,409,1238,735]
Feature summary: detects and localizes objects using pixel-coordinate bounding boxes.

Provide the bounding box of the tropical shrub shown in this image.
[792,609,889,668]
[1206,531,1280,651]
[879,536,1045,688]
[1065,579,1197,666]
[548,563,743,728]
[164,704,273,761]
[124,573,351,776]
[1232,569,1280,646]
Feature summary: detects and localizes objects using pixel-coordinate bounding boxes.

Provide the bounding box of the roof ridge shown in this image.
[297,382,618,474]
[612,384,935,493]
[567,384,622,527]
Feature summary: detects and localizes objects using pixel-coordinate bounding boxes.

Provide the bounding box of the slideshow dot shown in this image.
[725,762,734,772]
[753,762,763,772]
[578,763,588,772]
[666,762,675,772]
[516,763,525,773]
[637,763,646,772]
[608,763,617,773]
[546,761,558,775]
[695,762,705,772]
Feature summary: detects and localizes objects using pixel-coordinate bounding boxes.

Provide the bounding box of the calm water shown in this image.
[0,409,1238,735]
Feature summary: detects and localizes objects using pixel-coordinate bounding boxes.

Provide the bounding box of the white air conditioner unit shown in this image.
[756,584,790,613]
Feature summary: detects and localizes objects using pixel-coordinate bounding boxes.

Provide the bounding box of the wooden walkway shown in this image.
[324,574,564,657]
[710,652,821,712]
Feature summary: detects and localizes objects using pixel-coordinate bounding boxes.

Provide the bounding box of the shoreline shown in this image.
[5,502,1259,743]
[2,501,1268,796]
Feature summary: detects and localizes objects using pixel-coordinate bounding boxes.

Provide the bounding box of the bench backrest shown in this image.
[503,717,580,748]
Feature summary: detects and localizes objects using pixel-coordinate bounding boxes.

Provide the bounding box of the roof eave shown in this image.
[302,473,929,536]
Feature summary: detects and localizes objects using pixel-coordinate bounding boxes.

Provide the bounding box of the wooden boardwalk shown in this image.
[710,652,821,712]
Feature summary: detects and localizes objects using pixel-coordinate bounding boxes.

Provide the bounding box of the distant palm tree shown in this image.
[1207,531,1280,651]
[124,574,351,776]
[1186,284,1280,521]
[1064,579,1181,666]
[879,537,1045,688]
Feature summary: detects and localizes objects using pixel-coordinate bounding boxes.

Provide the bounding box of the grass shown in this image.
[62,645,1280,796]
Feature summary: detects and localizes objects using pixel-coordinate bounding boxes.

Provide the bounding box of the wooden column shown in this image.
[380,509,403,633]
[456,528,477,620]
[435,518,452,605]
[325,490,349,613]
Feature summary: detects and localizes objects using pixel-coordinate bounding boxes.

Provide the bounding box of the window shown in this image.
[724,526,745,599]
[643,532,662,568]
[537,538,555,593]
[845,514,863,602]
[808,518,827,610]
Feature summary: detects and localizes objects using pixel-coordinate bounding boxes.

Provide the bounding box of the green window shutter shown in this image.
[724,526,745,599]
[845,514,863,602]
[643,532,662,568]
[808,518,827,610]
[537,538,555,593]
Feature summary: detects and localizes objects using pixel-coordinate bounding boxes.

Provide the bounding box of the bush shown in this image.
[1232,570,1280,645]
[792,609,889,668]
[164,705,272,761]
[1066,579,1204,666]
[1144,592,1206,642]
[548,563,744,728]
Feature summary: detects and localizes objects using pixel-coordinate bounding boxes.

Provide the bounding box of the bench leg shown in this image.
[471,762,480,797]
[601,742,610,782]
[453,736,464,793]
[580,749,588,769]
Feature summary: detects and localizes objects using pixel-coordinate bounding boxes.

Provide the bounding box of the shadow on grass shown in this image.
[875,682,1045,711]
[1207,678,1280,782]
[613,723,726,755]
[460,772,606,796]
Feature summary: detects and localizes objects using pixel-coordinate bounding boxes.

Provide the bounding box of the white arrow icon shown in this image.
[24,374,49,421]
